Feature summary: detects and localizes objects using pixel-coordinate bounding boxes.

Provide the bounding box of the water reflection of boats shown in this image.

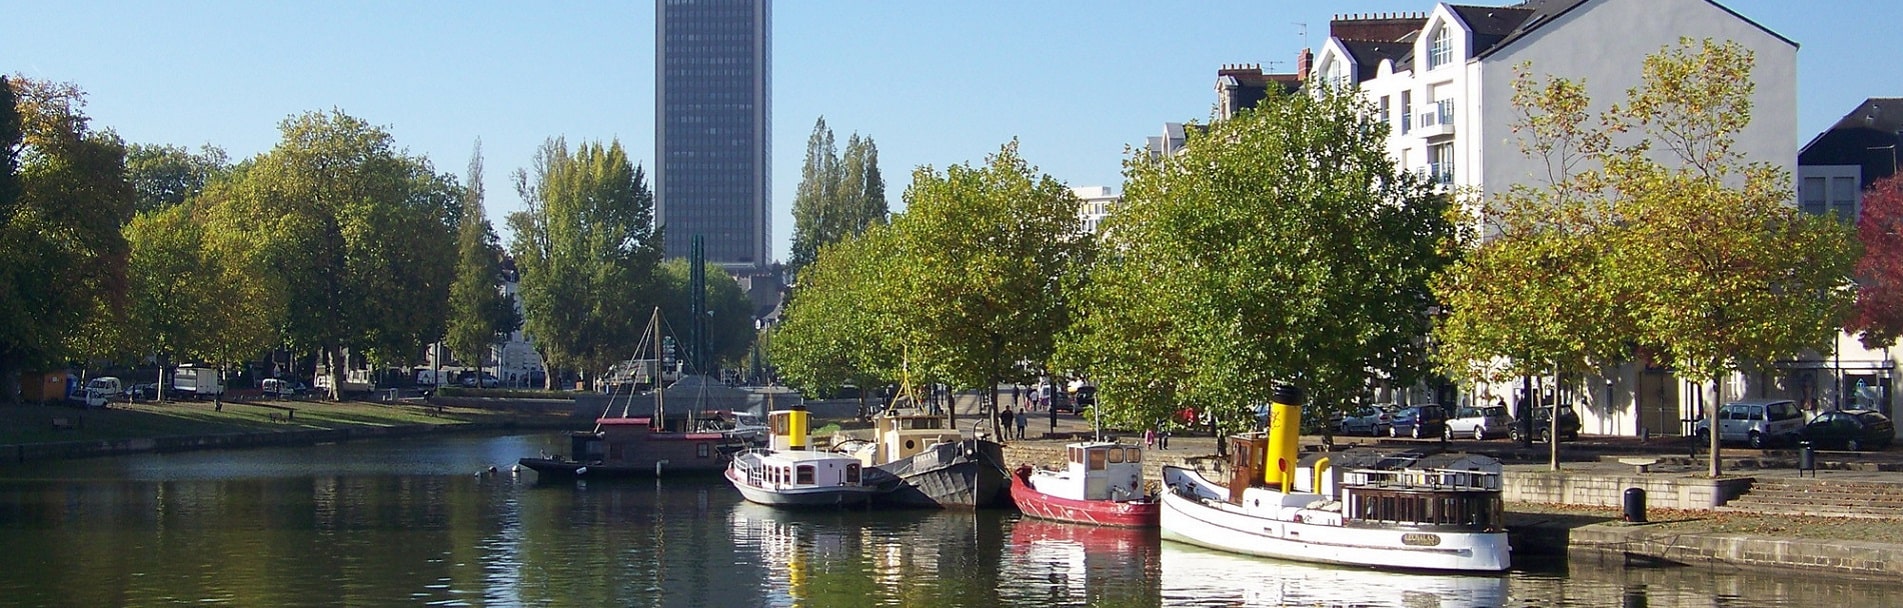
[1160,386,1509,572]
[1159,542,1509,607]
[1009,517,1161,603]
[844,412,1008,509]
[1009,516,1157,559]
[1010,441,1158,527]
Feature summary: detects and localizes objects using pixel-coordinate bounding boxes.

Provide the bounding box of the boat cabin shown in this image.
[1224,434,1504,532]
[1038,442,1145,501]
[855,413,961,467]
[568,416,728,466]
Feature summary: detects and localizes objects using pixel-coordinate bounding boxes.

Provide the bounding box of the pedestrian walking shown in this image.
[1011,385,1020,409]
[998,407,1013,443]
[1159,424,1170,449]
[1015,409,1028,439]
[1144,427,1156,448]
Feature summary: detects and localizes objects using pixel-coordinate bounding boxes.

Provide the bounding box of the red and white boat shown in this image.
[1010,441,1159,527]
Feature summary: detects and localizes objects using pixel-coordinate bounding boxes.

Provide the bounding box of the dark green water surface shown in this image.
[0,432,1897,607]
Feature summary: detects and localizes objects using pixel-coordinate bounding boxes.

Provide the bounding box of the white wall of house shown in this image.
[1308,0,1802,438]
[1480,0,1797,201]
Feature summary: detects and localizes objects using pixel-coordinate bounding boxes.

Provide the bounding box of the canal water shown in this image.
[1,432,1899,607]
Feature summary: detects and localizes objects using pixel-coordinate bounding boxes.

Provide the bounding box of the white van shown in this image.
[84,376,123,408]
[1693,399,1805,449]
[172,365,225,400]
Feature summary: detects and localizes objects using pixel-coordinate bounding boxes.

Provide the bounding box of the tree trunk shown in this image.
[1549,367,1560,471]
[1708,378,1723,477]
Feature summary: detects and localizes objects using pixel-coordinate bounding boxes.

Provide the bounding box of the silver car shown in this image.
[1335,405,1392,436]
[1444,405,1512,441]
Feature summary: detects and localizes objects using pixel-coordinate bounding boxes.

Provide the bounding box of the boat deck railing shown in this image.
[1341,468,1502,492]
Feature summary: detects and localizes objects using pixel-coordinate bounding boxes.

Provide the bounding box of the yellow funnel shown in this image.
[1263,384,1303,492]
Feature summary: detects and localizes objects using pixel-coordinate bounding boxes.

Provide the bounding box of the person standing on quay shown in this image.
[1015,409,1028,439]
[998,406,1013,443]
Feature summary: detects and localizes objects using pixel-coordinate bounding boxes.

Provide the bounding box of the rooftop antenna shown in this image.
[1266,60,1286,73]
[1295,22,1308,50]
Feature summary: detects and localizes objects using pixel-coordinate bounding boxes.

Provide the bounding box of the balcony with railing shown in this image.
[1415,99,1456,138]
[1427,161,1455,186]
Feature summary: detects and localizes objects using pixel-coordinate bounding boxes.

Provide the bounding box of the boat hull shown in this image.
[1159,466,1509,572]
[724,468,883,507]
[872,439,1009,509]
[1010,467,1159,527]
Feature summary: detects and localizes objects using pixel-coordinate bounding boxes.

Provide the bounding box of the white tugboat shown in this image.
[726,405,896,507]
[1159,385,1510,572]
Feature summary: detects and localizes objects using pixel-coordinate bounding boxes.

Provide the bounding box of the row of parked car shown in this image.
[1332,402,1586,442]
[1332,398,1896,451]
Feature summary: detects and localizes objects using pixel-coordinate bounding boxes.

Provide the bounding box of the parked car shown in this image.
[1801,409,1895,451]
[82,376,123,408]
[126,382,160,401]
[261,378,310,398]
[1692,399,1805,449]
[1388,405,1447,439]
[1511,405,1583,443]
[458,371,500,388]
[1444,404,1512,441]
[1335,405,1392,436]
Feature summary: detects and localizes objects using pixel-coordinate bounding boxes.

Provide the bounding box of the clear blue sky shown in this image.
[4,1,1896,261]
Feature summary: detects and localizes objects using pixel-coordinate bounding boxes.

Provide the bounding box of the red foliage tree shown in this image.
[1851,174,1903,347]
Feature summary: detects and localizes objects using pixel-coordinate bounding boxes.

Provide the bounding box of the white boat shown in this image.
[1158,386,1510,572]
[845,411,1008,508]
[726,405,893,507]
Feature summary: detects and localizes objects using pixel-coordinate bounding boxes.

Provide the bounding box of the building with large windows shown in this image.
[1289,0,1809,438]
[656,0,772,271]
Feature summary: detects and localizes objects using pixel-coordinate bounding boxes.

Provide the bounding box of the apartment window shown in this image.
[1400,91,1413,134]
[1802,176,1827,216]
[1430,143,1455,185]
[1428,26,1452,69]
[1831,176,1859,221]
[1379,96,1391,127]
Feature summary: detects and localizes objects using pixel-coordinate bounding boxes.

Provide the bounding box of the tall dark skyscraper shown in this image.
[656,0,771,270]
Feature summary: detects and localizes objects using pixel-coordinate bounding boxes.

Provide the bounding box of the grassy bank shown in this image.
[1,398,572,446]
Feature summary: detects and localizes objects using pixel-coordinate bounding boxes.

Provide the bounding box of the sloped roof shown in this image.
[1341,39,1413,81]
[1474,0,1795,60]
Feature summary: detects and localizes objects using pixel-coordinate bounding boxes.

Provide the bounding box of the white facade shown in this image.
[1309,0,1801,437]
[1314,0,1796,204]
[1072,186,1120,235]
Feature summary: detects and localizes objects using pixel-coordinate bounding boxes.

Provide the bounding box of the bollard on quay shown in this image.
[1622,487,1646,523]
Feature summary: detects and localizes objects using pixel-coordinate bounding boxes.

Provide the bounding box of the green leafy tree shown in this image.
[445,141,516,380]
[0,76,135,391]
[209,110,460,398]
[507,138,662,388]
[788,118,888,281]
[769,227,902,416]
[1440,40,1855,476]
[888,140,1093,436]
[656,258,755,372]
[125,143,228,214]
[1061,89,1457,443]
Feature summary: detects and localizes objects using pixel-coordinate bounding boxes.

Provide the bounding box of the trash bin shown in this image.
[1799,440,1816,476]
[1623,487,1646,523]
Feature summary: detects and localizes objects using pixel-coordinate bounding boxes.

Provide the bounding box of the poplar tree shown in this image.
[446,140,517,383]
[508,138,662,387]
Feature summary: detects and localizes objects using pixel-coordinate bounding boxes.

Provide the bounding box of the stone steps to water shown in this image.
[1720,478,1903,518]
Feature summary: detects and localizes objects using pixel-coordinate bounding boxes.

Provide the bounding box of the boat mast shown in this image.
[653,306,665,431]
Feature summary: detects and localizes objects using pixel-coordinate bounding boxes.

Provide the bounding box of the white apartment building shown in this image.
[1303,0,1801,437]
[1072,186,1120,235]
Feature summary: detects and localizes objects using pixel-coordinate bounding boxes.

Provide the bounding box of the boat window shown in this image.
[1126,448,1141,463]
[1068,446,1082,464]
[697,443,710,458]
[847,463,861,484]
[1088,448,1107,471]
[771,413,791,435]
[797,465,815,485]
[1106,448,1124,464]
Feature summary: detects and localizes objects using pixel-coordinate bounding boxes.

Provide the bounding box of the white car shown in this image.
[1692,399,1805,449]
[1335,405,1391,436]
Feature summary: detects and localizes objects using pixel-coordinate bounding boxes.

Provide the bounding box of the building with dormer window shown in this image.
[1307,0,1794,216]
[1277,0,1822,438]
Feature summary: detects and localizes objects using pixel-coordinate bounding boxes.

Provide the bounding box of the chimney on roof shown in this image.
[1297,48,1313,81]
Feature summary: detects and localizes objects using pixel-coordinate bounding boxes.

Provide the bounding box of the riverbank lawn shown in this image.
[1,398,556,445]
